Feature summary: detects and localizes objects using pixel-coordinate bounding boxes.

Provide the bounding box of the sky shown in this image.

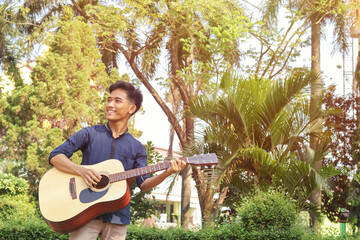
[136,86,180,151]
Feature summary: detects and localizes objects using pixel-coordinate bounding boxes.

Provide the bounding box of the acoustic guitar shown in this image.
[38,153,218,233]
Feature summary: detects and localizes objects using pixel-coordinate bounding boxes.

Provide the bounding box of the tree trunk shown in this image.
[167,30,194,228]
[181,115,194,229]
[181,164,192,228]
[114,38,193,228]
[114,22,223,230]
[309,15,322,234]
[192,167,229,227]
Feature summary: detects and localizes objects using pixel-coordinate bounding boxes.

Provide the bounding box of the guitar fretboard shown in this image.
[108,162,171,183]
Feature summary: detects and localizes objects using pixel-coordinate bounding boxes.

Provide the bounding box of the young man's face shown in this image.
[106,88,136,122]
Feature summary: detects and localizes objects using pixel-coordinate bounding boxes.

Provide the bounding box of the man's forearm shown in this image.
[50,154,101,186]
[140,170,173,192]
[50,154,83,175]
[140,159,187,192]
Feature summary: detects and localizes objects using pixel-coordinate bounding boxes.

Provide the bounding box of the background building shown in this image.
[141,147,202,229]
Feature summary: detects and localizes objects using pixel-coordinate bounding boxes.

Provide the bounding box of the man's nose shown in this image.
[107,100,115,107]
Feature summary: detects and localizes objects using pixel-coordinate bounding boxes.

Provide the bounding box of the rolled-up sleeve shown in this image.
[48,128,89,165]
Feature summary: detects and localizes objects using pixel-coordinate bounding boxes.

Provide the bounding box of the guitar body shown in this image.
[38,159,130,234]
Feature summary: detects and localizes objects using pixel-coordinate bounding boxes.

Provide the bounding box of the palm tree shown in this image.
[189,70,337,218]
[257,0,354,231]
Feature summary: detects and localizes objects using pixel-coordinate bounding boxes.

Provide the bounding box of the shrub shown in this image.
[0,194,38,223]
[236,190,303,240]
[0,217,68,240]
[1,219,360,240]
[0,172,28,195]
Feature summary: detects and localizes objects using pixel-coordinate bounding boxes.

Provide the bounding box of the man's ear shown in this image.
[129,104,136,115]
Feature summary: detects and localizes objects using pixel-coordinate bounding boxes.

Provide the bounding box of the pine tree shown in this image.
[1,16,111,191]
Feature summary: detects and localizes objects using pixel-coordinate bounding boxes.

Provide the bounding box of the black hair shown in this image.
[109,81,143,116]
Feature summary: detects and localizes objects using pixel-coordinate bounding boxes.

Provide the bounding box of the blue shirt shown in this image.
[48,122,150,225]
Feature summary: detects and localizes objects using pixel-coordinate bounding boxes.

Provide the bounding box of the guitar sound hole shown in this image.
[93,175,109,189]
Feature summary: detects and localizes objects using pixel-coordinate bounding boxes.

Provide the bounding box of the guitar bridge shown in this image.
[69,177,77,200]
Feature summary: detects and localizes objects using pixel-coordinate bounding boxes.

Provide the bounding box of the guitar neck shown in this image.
[109,162,172,183]
[108,153,218,183]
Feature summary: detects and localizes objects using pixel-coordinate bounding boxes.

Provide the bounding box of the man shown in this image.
[49,80,186,240]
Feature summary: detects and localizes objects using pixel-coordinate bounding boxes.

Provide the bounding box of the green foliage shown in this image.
[0,1,26,83]
[84,0,251,80]
[144,141,163,165]
[190,70,335,218]
[126,223,244,240]
[346,172,360,228]
[0,194,37,224]
[0,14,111,192]
[129,141,161,223]
[0,217,68,240]
[0,215,359,240]
[30,17,110,137]
[236,190,303,240]
[0,172,28,195]
[0,173,38,227]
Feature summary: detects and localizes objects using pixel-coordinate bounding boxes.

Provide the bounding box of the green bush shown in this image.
[0,172,28,195]
[0,194,38,223]
[126,222,247,240]
[236,190,303,240]
[1,187,360,240]
[0,217,68,240]
[0,219,359,240]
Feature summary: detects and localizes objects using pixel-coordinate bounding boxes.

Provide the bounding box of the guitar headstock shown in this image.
[187,153,218,166]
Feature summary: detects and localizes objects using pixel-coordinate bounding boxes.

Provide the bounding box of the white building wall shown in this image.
[144,147,202,228]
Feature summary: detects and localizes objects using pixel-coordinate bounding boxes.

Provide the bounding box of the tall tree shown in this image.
[106,1,248,227]
[0,15,111,191]
[309,7,322,231]
[257,0,356,231]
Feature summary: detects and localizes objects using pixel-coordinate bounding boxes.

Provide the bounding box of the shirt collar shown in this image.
[105,122,129,138]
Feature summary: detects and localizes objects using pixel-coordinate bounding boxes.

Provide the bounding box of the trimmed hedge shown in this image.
[1,189,359,240]
[1,219,360,240]
[126,223,244,240]
[0,218,68,240]
[0,220,243,240]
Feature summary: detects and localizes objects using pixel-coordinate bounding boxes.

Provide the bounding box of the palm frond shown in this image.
[330,9,350,55]
[23,0,65,27]
[240,146,278,178]
[300,201,321,219]
[259,70,317,130]
[260,0,283,29]
[270,98,309,147]
[190,70,333,212]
